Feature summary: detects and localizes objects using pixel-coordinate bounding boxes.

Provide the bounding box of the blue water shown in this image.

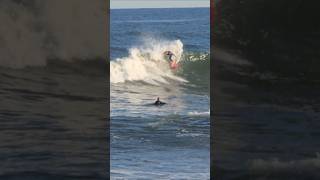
[111,8,209,59]
[110,8,210,179]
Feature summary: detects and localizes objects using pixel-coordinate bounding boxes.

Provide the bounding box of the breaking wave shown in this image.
[110,39,210,86]
[0,0,106,68]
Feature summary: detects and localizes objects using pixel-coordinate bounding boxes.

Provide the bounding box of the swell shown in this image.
[2,87,101,102]
[0,172,106,180]
[0,58,107,78]
[179,52,210,78]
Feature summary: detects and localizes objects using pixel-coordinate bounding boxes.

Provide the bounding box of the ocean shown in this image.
[0,0,108,179]
[0,63,108,179]
[110,8,210,179]
[212,0,320,179]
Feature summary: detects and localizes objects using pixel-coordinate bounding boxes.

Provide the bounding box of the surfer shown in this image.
[154,97,166,106]
[163,51,178,69]
[164,51,175,62]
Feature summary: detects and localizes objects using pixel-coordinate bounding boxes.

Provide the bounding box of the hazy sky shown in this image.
[110,0,210,9]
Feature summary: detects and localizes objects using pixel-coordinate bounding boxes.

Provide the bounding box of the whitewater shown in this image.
[110,39,188,85]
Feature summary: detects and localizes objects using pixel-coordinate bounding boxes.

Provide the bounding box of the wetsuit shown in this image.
[154,98,166,105]
[165,51,175,62]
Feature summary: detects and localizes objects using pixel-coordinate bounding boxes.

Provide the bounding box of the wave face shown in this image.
[110,39,210,87]
[0,0,106,68]
[110,39,187,85]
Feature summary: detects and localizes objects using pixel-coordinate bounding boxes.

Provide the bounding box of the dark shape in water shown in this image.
[154,97,166,106]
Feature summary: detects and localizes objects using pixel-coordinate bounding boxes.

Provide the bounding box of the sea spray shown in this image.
[110,39,187,85]
[0,0,106,68]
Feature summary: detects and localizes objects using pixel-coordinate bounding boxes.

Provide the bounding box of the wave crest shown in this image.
[110,39,187,85]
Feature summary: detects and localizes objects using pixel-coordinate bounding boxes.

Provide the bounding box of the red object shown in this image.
[170,61,178,69]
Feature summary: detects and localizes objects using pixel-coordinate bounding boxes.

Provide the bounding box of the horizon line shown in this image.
[110,6,210,10]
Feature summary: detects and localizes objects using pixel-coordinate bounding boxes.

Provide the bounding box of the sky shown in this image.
[110,0,210,9]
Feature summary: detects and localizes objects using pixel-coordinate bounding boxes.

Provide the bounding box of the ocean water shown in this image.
[213,48,320,179]
[0,0,108,179]
[110,8,210,179]
[212,0,320,178]
[0,61,108,179]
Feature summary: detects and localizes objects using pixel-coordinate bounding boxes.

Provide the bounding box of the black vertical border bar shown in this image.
[106,0,110,178]
[210,0,214,179]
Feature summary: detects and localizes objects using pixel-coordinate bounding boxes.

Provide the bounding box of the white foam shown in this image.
[188,111,210,117]
[111,169,209,180]
[0,0,106,68]
[110,39,187,85]
[249,153,320,176]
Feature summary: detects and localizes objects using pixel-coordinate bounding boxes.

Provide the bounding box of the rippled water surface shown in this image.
[110,8,210,179]
[0,64,108,179]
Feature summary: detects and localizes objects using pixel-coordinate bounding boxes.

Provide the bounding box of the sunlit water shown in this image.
[110,8,210,179]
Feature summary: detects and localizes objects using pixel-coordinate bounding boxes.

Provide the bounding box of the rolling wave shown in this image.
[110,39,186,85]
[110,39,210,86]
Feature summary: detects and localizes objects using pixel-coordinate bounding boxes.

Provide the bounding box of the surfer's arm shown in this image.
[170,54,177,62]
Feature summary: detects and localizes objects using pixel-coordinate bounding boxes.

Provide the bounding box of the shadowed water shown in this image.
[0,63,108,179]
